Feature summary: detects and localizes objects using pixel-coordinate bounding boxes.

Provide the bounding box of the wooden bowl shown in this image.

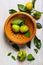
[4,12,36,44]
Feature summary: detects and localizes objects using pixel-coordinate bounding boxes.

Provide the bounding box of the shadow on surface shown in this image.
[4,32,26,51]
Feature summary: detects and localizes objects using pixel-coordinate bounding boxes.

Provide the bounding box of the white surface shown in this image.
[0,0,43,65]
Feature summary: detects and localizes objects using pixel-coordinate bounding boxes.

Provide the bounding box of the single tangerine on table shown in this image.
[26,2,33,10]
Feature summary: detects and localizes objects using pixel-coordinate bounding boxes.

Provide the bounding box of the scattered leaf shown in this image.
[34,49,38,54]
[9,9,17,14]
[12,44,19,51]
[18,4,27,12]
[7,52,12,56]
[27,54,35,61]
[11,55,16,60]
[34,36,41,49]
[36,23,42,29]
[24,31,30,37]
[26,41,31,48]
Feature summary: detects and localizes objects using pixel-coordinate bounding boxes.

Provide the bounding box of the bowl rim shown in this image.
[4,12,36,44]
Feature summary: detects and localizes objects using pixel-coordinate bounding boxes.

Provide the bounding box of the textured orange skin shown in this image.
[4,12,36,44]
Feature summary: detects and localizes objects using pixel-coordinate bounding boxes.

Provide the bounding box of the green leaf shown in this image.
[34,36,41,49]
[12,44,19,51]
[11,19,23,25]
[36,23,42,29]
[32,0,36,8]
[27,54,35,61]
[24,31,30,37]
[11,55,16,60]
[18,4,27,12]
[34,49,38,54]
[9,9,17,14]
[7,52,12,56]
[26,41,31,48]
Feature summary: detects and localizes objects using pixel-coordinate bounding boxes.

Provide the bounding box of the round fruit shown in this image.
[12,25,20,32]
[32,11,41,19]
[20,25,29,33]
[26,2,33,10]
[17,50,26,61]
